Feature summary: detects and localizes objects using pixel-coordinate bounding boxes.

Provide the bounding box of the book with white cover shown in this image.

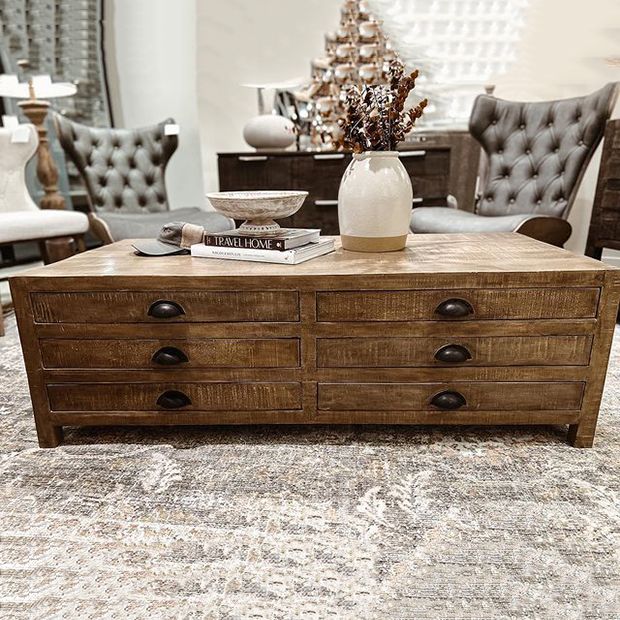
[191,238,335,264]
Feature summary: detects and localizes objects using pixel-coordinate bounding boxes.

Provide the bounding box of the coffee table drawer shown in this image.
[48,382,303,411]
[317,288,599,321]
[32,291,299,323]
[317,335,593,367]
[41,338,301,369]
[318,382,585,411]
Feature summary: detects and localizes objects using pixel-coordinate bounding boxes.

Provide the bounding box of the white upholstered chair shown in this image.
[0,124,89,263]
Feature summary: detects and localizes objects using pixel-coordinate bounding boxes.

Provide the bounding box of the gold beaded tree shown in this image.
[294,0,399,150]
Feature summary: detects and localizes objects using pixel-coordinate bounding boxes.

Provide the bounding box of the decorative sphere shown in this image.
[243,114,296,150]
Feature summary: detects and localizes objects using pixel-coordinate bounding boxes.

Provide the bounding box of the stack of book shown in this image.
[191,228,335,264]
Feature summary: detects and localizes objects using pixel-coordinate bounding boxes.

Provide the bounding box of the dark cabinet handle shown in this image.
[434,344,472,364]
[430,390,467,410]
[435,298,473,318]
[156,390,192,409]
[152,346,189,366]
[148,300,185,319]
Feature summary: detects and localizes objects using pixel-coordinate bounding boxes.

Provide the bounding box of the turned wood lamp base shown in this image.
[18,98,66,210]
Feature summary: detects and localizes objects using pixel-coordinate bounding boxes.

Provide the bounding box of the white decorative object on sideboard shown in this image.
[242,83,297,151]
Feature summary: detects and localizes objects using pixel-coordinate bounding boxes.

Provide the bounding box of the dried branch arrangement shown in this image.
[339,59,428,152]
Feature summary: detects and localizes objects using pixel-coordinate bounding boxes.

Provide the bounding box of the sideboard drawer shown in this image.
[218,154,302,190]
[317,335,593,368]
[48,382,303,411]
[317,288,600,322]
[41,338,301,369]
[318,382,585,411]
[300,153,350,200]
[32,291,300,323]
[400,147,450,177]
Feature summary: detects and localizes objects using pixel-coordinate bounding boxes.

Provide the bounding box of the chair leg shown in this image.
[584,244,603,260]
[40,236,77,264]
[76,234,87,253]
[1,244,15,266]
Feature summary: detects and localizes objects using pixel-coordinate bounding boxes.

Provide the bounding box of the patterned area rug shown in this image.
[1,314,619,619]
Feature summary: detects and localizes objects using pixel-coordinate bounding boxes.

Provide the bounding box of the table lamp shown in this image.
[0,74,77,210]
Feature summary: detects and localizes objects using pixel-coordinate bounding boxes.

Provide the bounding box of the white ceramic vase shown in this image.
[338,151,413,252]
[243,114,296,151]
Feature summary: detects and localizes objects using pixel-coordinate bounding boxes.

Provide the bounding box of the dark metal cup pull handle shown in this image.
[435,298,473,318]
[156,390,192,409]
[152,347,189,366]
[430,390,467,410]
[434,344,472,364]
[148,300,185,319]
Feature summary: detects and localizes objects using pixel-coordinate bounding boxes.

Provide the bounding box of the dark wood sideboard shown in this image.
[218,146,450,235]
[218,148,447,234]
[586,119,620,259]
[218,131,480,234]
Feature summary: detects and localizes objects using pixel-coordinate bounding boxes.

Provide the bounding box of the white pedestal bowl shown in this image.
[206,191,308,234]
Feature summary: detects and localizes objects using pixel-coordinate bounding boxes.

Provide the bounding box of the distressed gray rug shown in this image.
[1,313,619,619]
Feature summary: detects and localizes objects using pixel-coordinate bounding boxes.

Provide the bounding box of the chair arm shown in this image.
[446,194,458,209]
[513,215,572,247]
[88,212,114,245]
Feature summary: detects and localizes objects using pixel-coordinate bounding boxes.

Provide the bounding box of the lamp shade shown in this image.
[0,74,77,99]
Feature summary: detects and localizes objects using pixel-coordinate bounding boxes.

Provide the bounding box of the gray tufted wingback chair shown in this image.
[54,115,233,243]
[411,83,619,246]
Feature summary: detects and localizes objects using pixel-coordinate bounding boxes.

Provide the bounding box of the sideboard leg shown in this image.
[35,421,64,448]
[568,424,594,448]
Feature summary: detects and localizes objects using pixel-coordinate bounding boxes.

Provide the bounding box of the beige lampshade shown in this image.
[0,74,77,99]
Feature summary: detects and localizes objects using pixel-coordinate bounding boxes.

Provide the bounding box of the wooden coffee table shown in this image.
[10,234,620,448]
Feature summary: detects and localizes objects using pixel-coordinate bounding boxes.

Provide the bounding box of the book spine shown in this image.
[204,236,285,251]
[192,245,293,264]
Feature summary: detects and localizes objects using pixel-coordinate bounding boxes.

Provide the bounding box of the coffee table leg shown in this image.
[568,423,594,448]
[35,419,64,448]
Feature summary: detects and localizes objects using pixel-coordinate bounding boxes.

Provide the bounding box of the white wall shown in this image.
[105,0,206,209]
[196,0,339,193]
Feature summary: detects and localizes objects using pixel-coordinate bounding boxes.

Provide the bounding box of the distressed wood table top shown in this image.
[18,234,614,280]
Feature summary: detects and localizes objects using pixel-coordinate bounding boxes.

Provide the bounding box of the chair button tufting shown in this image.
[492,120,497,125]
[509,198,515,204]
[554,148,559,153]
[533,174,538,179]
[537,200,542,205]
[579,140,584,146]
[520,124,525,130]
[498,149,503,154]
[525,149,531,154]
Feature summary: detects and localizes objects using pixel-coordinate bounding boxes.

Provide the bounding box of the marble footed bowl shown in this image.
[206,190,308,234]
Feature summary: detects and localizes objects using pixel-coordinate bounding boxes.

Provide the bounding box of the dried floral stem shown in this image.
[339,59,428,152]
